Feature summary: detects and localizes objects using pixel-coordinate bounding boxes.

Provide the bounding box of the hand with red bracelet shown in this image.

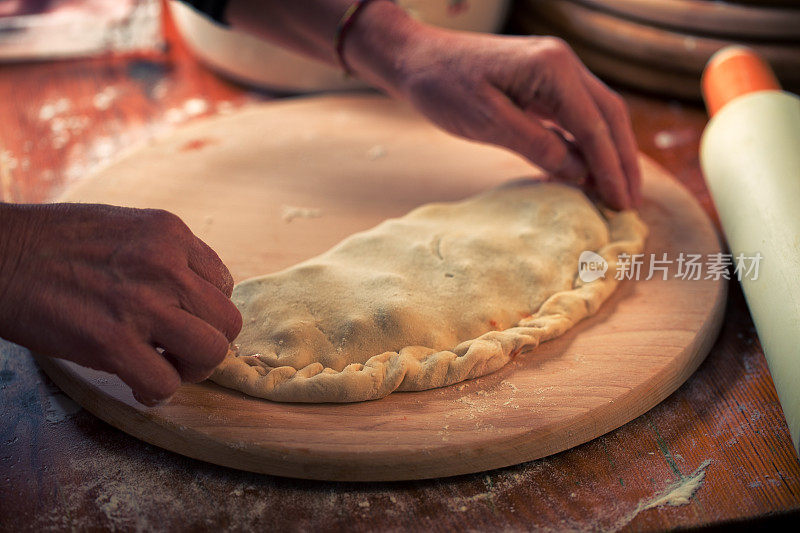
[226,0,641,209]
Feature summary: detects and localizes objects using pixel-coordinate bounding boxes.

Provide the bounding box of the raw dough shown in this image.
[211,180,647,402]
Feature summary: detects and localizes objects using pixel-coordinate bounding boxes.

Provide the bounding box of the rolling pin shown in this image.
[700,46,800,455]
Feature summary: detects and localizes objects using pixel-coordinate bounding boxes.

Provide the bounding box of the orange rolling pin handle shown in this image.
[701,46,782,118]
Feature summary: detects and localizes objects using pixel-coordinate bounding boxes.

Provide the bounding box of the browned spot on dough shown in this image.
[180,137,217,152]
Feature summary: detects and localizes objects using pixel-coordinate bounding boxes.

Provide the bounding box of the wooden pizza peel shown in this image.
[34,94,726,481]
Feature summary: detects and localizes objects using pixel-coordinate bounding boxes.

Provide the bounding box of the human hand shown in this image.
[346,7,640,209]
[402,33,641,209]
[0,203,242,406]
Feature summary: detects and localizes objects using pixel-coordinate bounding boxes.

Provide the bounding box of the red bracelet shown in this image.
[334,0,396,77]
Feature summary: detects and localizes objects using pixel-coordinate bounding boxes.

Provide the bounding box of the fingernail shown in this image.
[133,390,172,407]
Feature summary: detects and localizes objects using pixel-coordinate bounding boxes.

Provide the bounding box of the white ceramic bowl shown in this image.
[169,0,511,92]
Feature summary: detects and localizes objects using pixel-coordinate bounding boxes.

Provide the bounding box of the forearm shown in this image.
[0,203,38,329]
[224,0,425,94]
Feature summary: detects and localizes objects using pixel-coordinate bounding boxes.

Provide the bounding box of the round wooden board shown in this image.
[567,43,702,100]
[517,0,800,86]
[575,0,800,40]
[36,95,726,481]
[516,10,703,100]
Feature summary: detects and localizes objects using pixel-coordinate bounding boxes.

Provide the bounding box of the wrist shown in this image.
[342,1,432,95]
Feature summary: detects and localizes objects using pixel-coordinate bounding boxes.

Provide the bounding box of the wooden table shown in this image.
[1,5,798,531]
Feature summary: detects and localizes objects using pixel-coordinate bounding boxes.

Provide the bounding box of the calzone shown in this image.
[211,180,647,402]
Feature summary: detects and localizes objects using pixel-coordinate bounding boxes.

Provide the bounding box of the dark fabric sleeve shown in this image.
[178,0,231,26]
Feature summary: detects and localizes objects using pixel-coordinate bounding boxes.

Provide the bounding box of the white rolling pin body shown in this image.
[700,90,800,454]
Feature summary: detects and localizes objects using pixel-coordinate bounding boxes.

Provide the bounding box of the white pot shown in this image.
[169,0,510,93]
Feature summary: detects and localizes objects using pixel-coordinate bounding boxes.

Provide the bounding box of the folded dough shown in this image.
[211,179,647,402]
